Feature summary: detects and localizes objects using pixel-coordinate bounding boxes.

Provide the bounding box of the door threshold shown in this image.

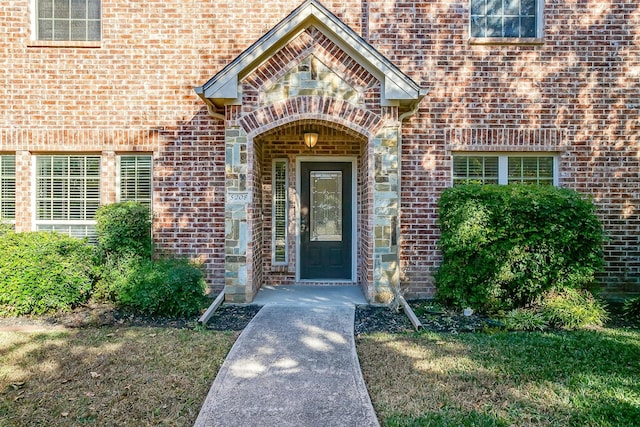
[296,280,357,286]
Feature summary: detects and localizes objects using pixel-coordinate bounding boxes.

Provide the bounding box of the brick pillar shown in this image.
[14,150,32,232]
[371,127,400,303]
[101,151,117,205]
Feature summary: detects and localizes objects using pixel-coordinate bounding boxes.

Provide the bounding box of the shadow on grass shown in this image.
[0,327,236,427]
[357,327,640,427]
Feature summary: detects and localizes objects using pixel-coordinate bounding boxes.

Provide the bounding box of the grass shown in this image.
[3,312,639,427]
[0,326,237,426]
[357,327,640,427]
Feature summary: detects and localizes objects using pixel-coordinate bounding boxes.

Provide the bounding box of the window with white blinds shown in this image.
[118,155,152,207]
[453,154,557,186]
[36,0,101,41]
[508,156,554,185]
[453,156,499,185]
[0,155,16,223]
[35,155,101,241]
[272,159,288,265]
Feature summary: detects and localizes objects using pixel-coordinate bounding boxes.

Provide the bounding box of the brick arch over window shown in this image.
[241,97,384,139]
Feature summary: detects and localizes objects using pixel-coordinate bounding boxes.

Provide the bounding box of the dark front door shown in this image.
[300,162,352,280]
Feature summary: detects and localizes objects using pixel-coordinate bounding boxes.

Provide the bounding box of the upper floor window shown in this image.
[453,154,557,186]
[36,0,101,41]
[470,0,539,38]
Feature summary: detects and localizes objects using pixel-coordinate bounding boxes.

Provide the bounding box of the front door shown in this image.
[299,162,352,280]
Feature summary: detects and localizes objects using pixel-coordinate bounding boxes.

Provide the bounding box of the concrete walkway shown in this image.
[194,287,379,427]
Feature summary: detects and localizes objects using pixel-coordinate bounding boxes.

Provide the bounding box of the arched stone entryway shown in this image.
[195,0,425,302]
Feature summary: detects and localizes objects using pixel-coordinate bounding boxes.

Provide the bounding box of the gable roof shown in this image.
[194,0,427,109]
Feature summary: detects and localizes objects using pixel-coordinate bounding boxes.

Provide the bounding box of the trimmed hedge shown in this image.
[0,231,95,316]
[95,202,152,261]
[435,185,604,312]
[95,201,208,317]
[99,256,209,317]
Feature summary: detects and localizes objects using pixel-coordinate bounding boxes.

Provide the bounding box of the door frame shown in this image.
[295,156,358,283]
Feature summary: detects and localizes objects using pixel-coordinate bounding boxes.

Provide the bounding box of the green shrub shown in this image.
[503,308,548,331]
[95,202,209,318]
[0,231,95,316]
[95,202,152,260]
[0,223,13,237]
[99,255,208,317]
[435,185,604,312]
[623,297,640,321]
[540,289,608,329]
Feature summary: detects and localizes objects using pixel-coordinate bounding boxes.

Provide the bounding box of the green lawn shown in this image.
[357,327,640,427]
[0,327,237,426]
[3,321,639,427]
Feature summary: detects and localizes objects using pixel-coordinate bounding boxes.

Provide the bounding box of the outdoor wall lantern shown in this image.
[304,132,319,149]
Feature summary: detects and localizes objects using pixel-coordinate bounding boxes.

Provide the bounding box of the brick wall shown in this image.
[1,0,638,295]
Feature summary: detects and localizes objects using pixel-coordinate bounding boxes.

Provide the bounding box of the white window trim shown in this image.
[272,158,289,266]
[468,0,545,43]
[452,152,559,186]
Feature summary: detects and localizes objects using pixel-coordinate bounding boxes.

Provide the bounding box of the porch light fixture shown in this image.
[304,132,319,149]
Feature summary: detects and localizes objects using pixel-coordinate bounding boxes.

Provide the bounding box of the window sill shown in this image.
[469,37,544,46]
[27,40,102,49]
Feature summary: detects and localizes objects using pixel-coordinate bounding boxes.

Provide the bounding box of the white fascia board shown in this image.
[197,0,423,104]
[201,3,315,100]
[309,7,421,102]
[384,76,418,100]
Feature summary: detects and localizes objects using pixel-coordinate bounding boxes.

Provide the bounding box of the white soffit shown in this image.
[194,0,426,108]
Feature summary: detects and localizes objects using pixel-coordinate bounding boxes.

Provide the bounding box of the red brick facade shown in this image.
[1,0,638,299]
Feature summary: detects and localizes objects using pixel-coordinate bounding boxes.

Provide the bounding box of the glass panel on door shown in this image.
[310,171,342,242]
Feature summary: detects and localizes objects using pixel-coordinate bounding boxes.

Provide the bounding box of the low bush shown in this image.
[95,202,152,261]
[0,231,95,315]
[623,297,640,321]
[540,289,608,329]
[94,201,208,317]
[98,255,208,318]
[0,223,13,237]
[503,308,548,331]
[435,185,604,312]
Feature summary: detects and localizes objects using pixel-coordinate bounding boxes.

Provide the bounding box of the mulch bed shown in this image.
[1,300,636,334]
[0,303,261,332]
[354,302,498,335]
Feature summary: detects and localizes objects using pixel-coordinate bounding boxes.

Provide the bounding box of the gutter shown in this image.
[394,89,429,322]
[194,87,225,121]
